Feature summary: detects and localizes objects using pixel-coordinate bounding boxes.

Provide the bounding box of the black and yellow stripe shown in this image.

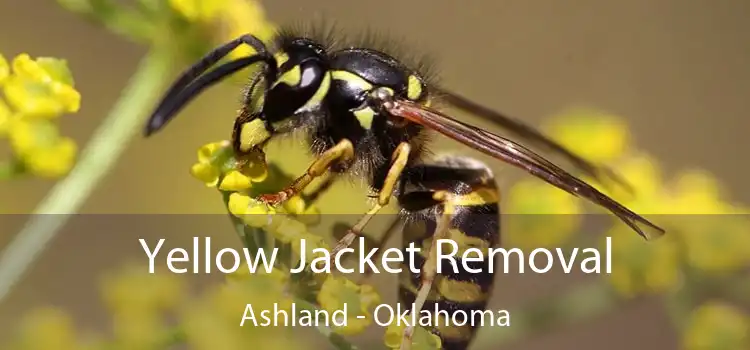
[398,157,500,350]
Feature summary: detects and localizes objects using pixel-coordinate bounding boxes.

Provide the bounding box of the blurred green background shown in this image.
[0,0,749,349]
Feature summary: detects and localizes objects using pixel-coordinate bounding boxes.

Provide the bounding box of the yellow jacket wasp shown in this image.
[144,24,665,350]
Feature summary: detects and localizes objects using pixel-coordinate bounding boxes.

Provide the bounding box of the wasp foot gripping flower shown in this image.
[192,140,322,236]
[505,178,583,249]
[604,225,681,297]
[384,317,443,350]
[190,140,268,191]
[317,275,381,335]
[0,53,81,179]
[683,301,749,350]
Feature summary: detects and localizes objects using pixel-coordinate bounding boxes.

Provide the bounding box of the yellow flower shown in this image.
[657,170,750,272]
[190,140,267,190]
[169,0,228,22]
[679,214,750,273]
[227,192,277,227]
[505,179,583,249]
[182,268,296,350]
[13,307,81,350]
[190,161,221,186]
[544,107,630,164]
[317,275,381,335]
[667,170,728,214]
[273,216,310,243]
[111,308,164,349]
[683,301,749,350]
[604,225,681,297]
[0,54,8,84]
[227,265,290,286]
[216,0,277,60]
[384,319,442,350]
[4,54,80,118]
[283,195,307,215]
[181,279,296,349]
[218,169,253,191]
[24,136,77,178]
[7,118,78,178]
[101,264,186,314]
[0,98,11,135]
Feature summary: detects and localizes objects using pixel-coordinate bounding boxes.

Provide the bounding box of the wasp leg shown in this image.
[301,172,339,207]
[258,139,355,205]
[329,142,412,257]
[400,191,456,350]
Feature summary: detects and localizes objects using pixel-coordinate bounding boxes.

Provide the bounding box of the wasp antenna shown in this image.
[145,56,272,136]
[144,35,275,136]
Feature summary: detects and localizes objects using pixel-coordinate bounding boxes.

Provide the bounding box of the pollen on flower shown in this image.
[317,275,381,335]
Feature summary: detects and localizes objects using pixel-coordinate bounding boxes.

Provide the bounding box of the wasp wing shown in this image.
[385,98,665,240]
[434,88,633,194]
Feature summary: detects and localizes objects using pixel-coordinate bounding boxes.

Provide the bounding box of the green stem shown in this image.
[0,49,174,304]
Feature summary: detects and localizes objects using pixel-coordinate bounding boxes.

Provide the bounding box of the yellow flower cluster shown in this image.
[101,265,185,348]
[0,53,80,179]
[317,275,381,335]
[6,307,103,350]
[517,107,750,298]
[5,263,314,350]
[190,140,443,345]
[190,141,384,335]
